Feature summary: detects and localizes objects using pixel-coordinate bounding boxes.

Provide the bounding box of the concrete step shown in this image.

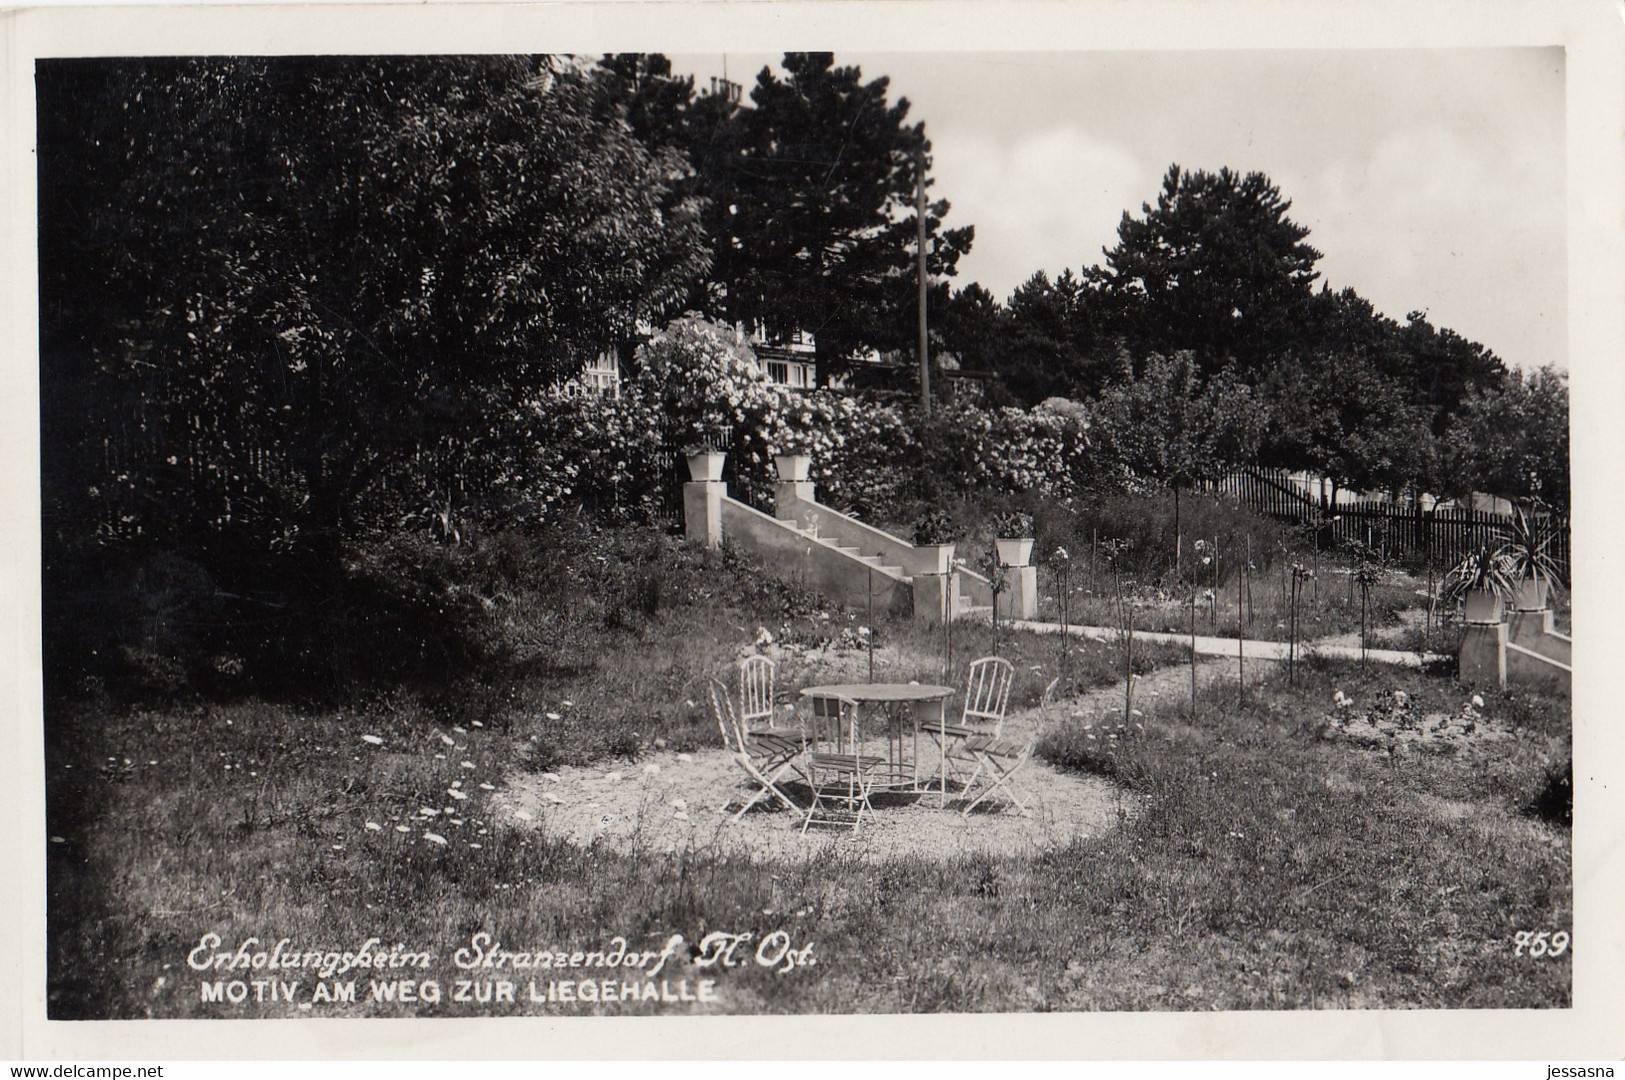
[804,534,907,581]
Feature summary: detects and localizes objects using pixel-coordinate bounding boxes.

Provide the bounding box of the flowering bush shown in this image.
[625,315,793,505]
[631,315,782,450]
[993,510,1035,538]
[523,390,668,522]
[475,312,1110,531]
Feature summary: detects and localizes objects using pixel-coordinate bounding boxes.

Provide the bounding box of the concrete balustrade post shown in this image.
[999,565,1038,621]
[683,450,727,549]
[773,481,816,519]
[912,572,959,626]
[994,541,1039,621]
[684,482,723,549]
[1457,621,1508,689]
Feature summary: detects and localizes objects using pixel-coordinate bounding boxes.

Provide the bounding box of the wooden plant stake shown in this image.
[1360,574,1369,671]
[1237,597,1246,709]
[867,566,875,683]
[1245,534,1254,626]
[1125,599,1135,724]
[1287,566,1300,686]
[1425,558,1434,644]
[1189,584,1198,721]
[1212,540,1221,627]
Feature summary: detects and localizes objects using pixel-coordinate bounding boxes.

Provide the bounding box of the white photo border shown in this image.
[4,0,1621,1061]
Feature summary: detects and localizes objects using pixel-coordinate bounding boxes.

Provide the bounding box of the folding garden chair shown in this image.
[739,654,778,732]
[800,693,886,833]
[923,656,1015,800]
[958,676,1057,817]
[709,678,806,821]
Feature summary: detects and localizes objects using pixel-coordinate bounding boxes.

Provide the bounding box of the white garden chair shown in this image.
[799,693,886,834]
[739,654,778,731]
[958,676,1057,817]
[709,678,806,821]
[924,655,1015,795]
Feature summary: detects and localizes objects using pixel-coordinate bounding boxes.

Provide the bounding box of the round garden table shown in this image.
[798,682,955,795]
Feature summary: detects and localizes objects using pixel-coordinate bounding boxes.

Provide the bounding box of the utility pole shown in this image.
[916,134,931,415]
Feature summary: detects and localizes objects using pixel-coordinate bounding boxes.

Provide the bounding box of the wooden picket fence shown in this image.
[1205,466,1570,581]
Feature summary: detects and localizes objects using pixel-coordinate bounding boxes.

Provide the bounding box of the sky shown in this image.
[671,49,1567,372]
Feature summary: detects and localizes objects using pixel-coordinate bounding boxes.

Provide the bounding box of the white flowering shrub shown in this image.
[522,389,668,521]
[626,314,792,506]
[500,313,1107,527]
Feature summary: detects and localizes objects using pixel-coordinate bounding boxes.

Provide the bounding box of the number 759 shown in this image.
[1513,930,1570,957]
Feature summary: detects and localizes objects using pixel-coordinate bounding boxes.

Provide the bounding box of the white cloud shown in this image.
[1306,124,1565,369]
[933,126,1145,302]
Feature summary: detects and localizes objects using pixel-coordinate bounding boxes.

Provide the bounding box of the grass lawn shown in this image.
[44,527,1569,1017]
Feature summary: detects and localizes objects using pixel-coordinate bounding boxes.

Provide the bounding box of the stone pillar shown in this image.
[684,480,724,549]
[912,572,959,625]
[772,454,816,520]
[997,565,1038,621]
[992,540,1038,621]
[773,480,816,520]
[1458,621,1507,689]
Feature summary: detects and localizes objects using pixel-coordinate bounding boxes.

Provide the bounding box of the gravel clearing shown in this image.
[496,700,1135,863]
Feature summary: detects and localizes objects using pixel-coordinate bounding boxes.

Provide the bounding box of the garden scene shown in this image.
[38,54,1570,1018]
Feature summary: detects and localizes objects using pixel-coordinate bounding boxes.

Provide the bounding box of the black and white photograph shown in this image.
[7,0,1625,1061]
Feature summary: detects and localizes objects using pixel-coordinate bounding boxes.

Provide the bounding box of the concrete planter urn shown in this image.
[685,449,726,482]
[773,453,812,482]
[996,538,1035,567]
[1462,588,1506,625]
[1511,577,1551,612]
[917,543,956,575]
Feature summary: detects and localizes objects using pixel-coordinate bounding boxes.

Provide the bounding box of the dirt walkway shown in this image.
[1010,607,1442,668]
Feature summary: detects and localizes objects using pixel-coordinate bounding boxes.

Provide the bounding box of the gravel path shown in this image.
[1009,617,1440,668]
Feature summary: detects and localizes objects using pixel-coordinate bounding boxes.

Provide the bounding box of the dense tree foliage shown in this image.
[1086,165,1323,378]
[38,56,715,691]
[1441,366,1570,512]
[979,164,1525,503]
[1089,352,1264,494]
[41,56,709,560]
[600,52,974,382]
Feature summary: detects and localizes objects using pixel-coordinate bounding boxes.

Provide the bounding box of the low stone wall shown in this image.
[716,494,914,619]
[1458,609,1572,694]
[1508,610,1572,665]
[1506,641,1571,695]
[949,564,1035,619]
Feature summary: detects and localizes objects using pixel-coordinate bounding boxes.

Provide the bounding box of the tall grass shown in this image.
[46,521,1569,1017]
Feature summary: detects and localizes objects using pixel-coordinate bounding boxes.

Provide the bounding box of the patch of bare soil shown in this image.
[495,700,1132,864]
[1318,689,1511,755]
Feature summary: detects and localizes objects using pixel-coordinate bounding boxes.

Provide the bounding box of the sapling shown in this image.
[1189,575,1198,721]
[1355,561,1384,670]
[1244,534,1254,625]
[1211,538,1221,627]
[1287,562,1310,685]
[1124,583,1136,724]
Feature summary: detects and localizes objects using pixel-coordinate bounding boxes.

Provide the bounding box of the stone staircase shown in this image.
[681,452,1036,624]
[813,536,906,579]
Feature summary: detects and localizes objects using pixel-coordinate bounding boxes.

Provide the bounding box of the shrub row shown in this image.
[494,316,1104,528]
